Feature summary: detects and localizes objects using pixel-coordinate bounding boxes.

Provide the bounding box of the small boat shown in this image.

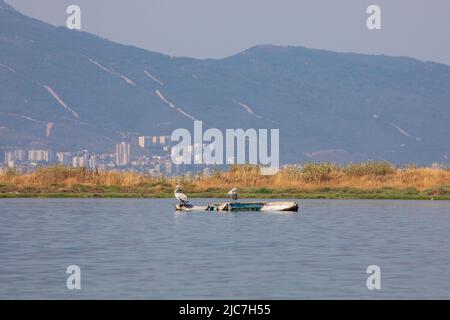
[173,186,298,212]
[175,201,299,212]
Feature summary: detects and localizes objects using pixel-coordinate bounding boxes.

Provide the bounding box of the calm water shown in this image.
[0,198,450,299]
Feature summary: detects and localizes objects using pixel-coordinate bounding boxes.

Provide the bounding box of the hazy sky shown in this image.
[6,0,450,65]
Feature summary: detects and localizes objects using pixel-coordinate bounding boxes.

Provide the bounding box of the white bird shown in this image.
[174,185,189,205]
[228,187,238,202]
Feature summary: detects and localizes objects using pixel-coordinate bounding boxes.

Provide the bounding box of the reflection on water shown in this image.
[0,198,450,299]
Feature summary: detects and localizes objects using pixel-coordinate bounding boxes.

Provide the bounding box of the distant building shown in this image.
[72,156,86,168]
[115,142,131,167]
[56,152,73,166]
[4,151,14,165]
[13,149,26,161]
[138,136,155,149]
[138,136,146,148]
[4,149,26,166]
[138,135,170,148]
[28,149,52,162]
[88,155,97,169]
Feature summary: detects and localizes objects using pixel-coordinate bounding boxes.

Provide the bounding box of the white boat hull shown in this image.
[176,201,299,212]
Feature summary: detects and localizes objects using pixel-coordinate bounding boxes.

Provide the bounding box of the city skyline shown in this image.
[1,135,189,176]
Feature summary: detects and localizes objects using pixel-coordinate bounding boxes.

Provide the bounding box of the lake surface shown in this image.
[0,198,450,299]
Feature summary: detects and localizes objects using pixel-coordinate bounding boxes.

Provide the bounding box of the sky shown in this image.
[6,0,450,65]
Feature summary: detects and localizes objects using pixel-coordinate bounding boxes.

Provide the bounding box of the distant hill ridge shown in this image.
[1,1,450,164]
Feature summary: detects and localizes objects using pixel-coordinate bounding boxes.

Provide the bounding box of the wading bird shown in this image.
[174,185,190,206]
[228,187,238,202]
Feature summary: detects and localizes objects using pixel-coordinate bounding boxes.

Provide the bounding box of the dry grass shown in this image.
[1,162,450,197]
[193,163,450,192]
[0,166,153,188]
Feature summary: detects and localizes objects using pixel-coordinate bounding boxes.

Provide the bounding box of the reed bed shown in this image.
[1,162,450,197]
[193,163,450,194]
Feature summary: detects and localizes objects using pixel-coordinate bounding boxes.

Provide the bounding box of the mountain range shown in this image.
[1,0,450,164]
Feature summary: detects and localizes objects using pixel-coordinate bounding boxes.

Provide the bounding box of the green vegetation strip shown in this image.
[1,191,449,200]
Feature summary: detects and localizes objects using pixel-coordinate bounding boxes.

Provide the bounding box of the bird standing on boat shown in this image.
[174,185,190,206]
[228,187,238,202]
